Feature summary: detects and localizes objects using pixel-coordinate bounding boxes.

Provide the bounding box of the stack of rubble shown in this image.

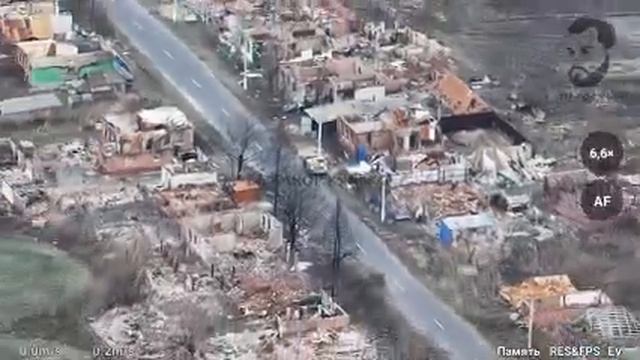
[235,274,307,317]
[392,182,485,220]
[499,274,577,311]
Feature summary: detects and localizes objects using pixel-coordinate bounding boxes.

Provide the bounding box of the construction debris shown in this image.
[391,182,486,221]
[499,275,577,310]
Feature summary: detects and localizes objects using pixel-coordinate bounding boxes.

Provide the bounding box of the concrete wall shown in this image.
[354,86,385,101]
[1,180,25,213]
[279,314,350,337]
[162,169,218,189]
[261,213,283,249]
[440,112,528,145]
[389,162,468,188]
[337,118,393,156]
[99,152,171,174]
[234,210,262,235]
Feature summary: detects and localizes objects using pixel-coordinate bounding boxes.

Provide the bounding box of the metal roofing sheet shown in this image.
[441,212,496,230]
[0,93,63,115]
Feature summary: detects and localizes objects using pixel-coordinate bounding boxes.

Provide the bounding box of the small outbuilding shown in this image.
[437,212,497,247]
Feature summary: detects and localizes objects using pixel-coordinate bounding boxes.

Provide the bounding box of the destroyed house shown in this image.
[281,22,328,60]
[0,2,71,44]
[428,69,527,144]
[498,275,633,358]
[98,107,194,174]
[337,106,439,156]
[0,15,49,43]
[14,40,120,88]
[428,69,489,116]
[178,206,283,257]
[279,60,333,107]
[157,184,235,219]
[304,95,411,158]
[276,291,350,337]
[326,57,384,102]
[280,56,387,107]
[160,160,219,190]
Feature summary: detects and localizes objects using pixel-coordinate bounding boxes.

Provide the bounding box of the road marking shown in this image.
[356,242,366,255]
[133,21,143,30]
[434,319,445,330]
[191,78,202,88]
[391,278,405,292]
[163,49,174,60]
[222,108,230,117]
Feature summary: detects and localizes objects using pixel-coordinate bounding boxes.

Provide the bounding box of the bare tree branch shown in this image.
[228,121,259,179]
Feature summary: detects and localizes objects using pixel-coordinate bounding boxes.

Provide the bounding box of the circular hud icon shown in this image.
[566,17,616,87]
[579,131,623,176]
[580,179,623,221]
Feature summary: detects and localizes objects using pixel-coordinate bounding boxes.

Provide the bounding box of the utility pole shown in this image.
[316,120,323,155]
[173,0,178,23]
[527,298,535,348]
[90,0,95,33]
[273,145,282,216]
[331,199,343,299]
[241,34,253,91]
[380,175,386,222]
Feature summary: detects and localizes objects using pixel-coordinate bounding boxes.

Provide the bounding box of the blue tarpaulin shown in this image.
[356,144,367,163]
[437,221,454,247]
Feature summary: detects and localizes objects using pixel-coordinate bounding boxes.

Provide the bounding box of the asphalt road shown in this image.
[104,1,495,358]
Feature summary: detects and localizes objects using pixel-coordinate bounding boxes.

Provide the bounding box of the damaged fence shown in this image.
[389,162,468,188]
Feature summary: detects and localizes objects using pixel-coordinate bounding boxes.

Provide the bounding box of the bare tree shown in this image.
[229,121,259,179]
[167,301,218,359]
[277,167,316,268]
[272,119,290,216]
[323,198,357,298]
[110,230,151,306]
[262,38,280,94]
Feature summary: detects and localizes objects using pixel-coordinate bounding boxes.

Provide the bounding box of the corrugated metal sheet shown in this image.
[0,93,63,115]
[441,212,496,231]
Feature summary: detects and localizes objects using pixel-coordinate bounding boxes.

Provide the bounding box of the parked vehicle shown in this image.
[469,74,500,89]
[303,155,328,175]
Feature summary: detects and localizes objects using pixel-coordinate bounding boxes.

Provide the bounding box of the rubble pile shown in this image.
[235,274,307,316]
[392,182,485,219]
[49,186,145,213]
[39,140,96,170]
